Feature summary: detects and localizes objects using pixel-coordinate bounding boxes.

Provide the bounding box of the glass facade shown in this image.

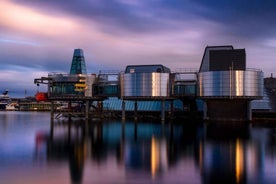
[48,74,87,97]
[93,85,119,96]
[174,84,196,96]
[50,82,84,96]
[70,49,87,74]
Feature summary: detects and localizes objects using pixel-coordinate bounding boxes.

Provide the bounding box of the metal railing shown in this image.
[171,68,199,74]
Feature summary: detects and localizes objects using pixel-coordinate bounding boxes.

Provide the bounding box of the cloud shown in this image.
[0,0,210,72]
[9,0,202,35]
[0,0,265,70]
[190,0,276,40]
[11,0,276,39]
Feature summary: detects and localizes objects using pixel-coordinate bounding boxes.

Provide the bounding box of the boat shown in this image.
[0,90,11,110]
[5,103,19,111]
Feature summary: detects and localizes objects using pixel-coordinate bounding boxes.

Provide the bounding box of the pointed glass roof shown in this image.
[70,49,87,74]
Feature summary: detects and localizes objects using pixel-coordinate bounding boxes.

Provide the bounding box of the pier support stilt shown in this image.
[247,101,252,121]
[170,100,174,120]
[68,101,72,121]
[161,100,165,123]
[121,123,125,141]
[50,117,54,141]
[99,101,104,120]
[68,119,71,142]
[134,101,138,121]
[122,100,126,122]
[85,100,90,120]
[85,100,90,136]
[203,101,208,120]
[134,122,138,141]
[50,101,54,121]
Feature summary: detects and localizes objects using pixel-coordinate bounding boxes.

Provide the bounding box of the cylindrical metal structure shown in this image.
[198,70,263,98]
[120,73,170,97]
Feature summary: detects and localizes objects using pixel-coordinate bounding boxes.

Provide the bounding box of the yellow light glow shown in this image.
[235,139,244,183]
[75,83,87,88]
[235,71,243,96]
[151,136,160,179]
[152,73,157,96]
[199,142,203,170]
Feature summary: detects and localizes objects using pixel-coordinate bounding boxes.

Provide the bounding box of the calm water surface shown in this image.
[1,111,276,184]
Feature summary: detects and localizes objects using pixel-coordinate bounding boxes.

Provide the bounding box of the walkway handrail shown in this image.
[171,68,199,73]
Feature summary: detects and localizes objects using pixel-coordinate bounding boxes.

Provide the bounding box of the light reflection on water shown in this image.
[1,112,276,184]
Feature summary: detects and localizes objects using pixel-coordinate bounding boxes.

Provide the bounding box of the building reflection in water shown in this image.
[35,121,204,183]
[34,120,276,184]
[150,136,167,179]
[35,120,87,184]
[201,123,249,184]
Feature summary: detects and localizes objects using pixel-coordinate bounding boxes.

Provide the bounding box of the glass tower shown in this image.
[70,49,87,74]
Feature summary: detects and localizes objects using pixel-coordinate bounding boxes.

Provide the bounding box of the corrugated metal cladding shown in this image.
[209,49,246,71]
[99,97,183,111]
[198,70,263,98]
[120,73,171,97]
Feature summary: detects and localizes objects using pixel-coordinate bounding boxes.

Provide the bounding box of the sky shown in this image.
[1,0,276,97]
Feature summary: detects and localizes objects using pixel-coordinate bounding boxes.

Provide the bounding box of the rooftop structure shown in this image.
[198,46,263,121]
[121,64,171,98]
[199,45,234,72]
[125,64,170,73]
[70,49,87,75]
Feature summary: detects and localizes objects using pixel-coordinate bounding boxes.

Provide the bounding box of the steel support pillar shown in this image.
[247,101,252,121]
[161,100,165,123]
[134,101,138,121]
[122,100,126,122]
[170,100,174,120]
[50,101,54,120]
[203,101,208,120]
[85,100,90,120]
